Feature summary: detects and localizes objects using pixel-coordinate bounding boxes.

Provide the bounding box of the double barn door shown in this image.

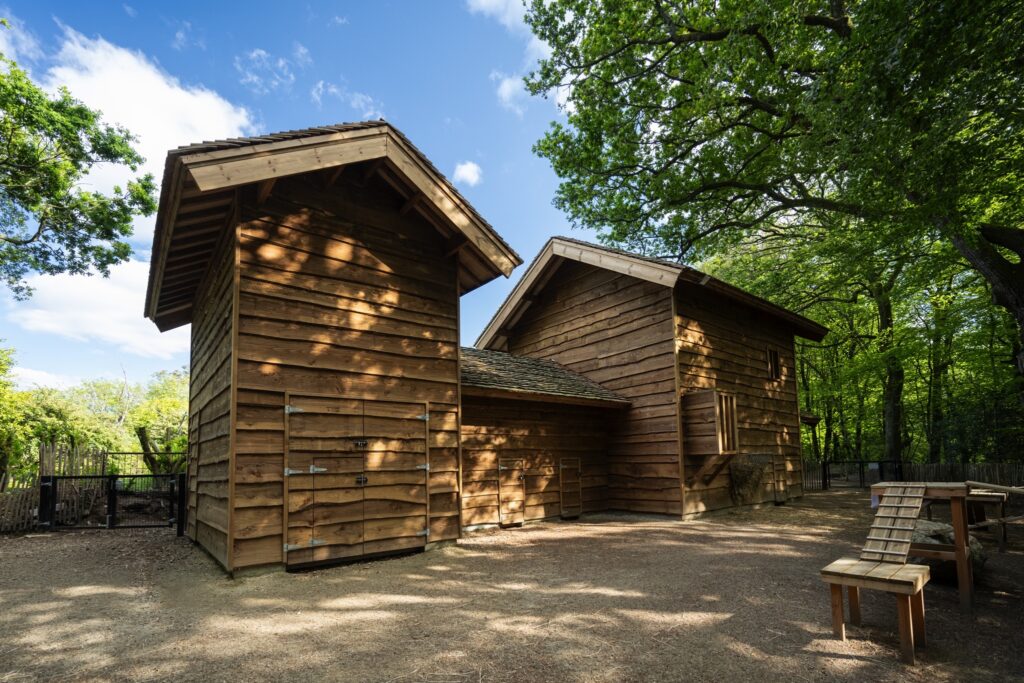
[284,394,430,566]
[497,457,583,527]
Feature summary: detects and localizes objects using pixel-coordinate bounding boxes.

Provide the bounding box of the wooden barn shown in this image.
[145,122,827,573]
[476,237,828,517]
[144,122,521,572]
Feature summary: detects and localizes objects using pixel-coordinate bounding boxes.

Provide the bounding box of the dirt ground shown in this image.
[1,491,1022,683]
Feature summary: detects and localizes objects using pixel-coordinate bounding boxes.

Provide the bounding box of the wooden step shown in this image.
[821,557,930,595]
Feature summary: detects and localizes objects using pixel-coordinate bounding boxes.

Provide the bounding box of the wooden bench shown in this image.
[821,558,929,664]
[820,484,931,664]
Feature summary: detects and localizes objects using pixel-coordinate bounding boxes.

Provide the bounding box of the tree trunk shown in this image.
[135,426,159,474]
[873,287,905,462]
[950,229,1024,386]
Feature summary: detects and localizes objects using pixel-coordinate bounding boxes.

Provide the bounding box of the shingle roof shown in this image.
[460,347,629,406]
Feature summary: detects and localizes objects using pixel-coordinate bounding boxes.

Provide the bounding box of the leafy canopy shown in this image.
[525,1,1024,299]
[0,20,156,297]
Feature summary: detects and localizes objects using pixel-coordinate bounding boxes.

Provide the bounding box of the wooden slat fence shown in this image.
[898,462,1024,488]
[0,445,109,532]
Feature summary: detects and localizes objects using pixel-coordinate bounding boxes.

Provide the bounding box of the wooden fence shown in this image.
[0,445,109,532]
[899,462,1024,487]
[803,459,1024,491]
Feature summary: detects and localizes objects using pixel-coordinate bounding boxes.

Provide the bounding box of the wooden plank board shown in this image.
[860,484,926,563]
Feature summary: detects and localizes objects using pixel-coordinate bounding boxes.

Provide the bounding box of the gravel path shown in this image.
[1,491,1021,682]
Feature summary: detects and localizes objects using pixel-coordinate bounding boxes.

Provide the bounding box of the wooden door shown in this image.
[559,457,582,519]
[773,456,789,503]
[361,400,430,554]
[285,395,365,565]
[498,458,526,527]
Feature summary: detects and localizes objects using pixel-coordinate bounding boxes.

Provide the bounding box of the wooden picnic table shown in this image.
[870,482,974,611]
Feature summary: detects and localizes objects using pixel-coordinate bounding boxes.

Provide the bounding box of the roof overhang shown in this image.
[461,383,631,409]
[145,123,521,331]
[476,237,828,348]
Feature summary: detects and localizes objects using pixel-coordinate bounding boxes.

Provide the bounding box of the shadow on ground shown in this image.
[1,490,1022,682]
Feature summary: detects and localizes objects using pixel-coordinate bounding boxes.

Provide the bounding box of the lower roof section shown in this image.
[460,347,630,409]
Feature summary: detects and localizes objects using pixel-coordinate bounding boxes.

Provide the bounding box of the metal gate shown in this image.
[39,473,186,534]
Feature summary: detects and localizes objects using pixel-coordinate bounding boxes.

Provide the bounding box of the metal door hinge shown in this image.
[285,404,304,414]
[416,529,430,537]
[309,465,328,474]
[416,463,430,471]
[284,468,302,476]
[284,538,327,553]
[416,414,429,421]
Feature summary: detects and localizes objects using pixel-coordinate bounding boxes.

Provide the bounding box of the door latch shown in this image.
[355,474,368,486]
[352,439,368,449]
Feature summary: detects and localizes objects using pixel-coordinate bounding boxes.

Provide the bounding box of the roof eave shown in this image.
[460,383,632,409]
[146,124,521,329]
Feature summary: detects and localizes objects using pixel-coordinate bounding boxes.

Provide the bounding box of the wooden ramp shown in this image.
[860,483,926,563]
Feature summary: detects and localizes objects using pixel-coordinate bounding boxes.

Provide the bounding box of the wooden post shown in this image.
[949,495,974,612]
[847,586,861,626]
[829,584,845,640]
[910,590,926,648]
[895,594,915,665]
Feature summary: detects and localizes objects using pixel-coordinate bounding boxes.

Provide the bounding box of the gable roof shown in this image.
[476,236,828,348]
[145,120,521,331]
[460,347,630,408]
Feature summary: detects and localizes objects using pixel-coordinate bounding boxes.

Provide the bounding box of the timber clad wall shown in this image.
[675,283,803,514]
[505,261,681,515]
[226,176,462,569]
[186,231,235,565]
[461,396,613,525]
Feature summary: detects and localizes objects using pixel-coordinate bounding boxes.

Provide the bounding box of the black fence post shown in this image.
[176,472,187,537]
[858,461,866,488]
[879,461,886,482]
[821,461,830,491]
[106,475,118,529]
[897,460,905,481]
[39,475,56,528]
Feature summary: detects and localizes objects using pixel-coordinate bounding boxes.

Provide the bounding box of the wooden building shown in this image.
[459,347,629,526]
[146,123,827,573]
[476,237,828,517]
[145,122,521,572]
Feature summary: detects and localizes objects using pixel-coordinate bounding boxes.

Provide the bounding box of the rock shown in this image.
[910,518,986,580]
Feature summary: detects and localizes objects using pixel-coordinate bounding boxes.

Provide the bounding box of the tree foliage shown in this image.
[0,345,189,483]
[525,0,1024,461]
[526,0,1024,367]
[0,20,157,298]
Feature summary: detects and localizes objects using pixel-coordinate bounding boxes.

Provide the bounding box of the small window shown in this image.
[716,392,738,454]
[767,348,782,380]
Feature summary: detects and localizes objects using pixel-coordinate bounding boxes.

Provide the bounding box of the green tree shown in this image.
[526,0,1024,373]
[129,368,188,473]
[0,19,156,298]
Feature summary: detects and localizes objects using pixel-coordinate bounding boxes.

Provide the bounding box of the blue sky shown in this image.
[0,1,599,389]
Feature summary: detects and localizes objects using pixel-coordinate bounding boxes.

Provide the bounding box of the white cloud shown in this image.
[468,0,568,115]
[490,70,526,116]
[330,15,349,26]
[310,79,384,119]
[292,42,312,67]
[453,161,483,187]
[11,367,78,391]
[170,21,204,51]
[6,260,190,359]
[466,0,527,33]
[41,27,254,247]
[234,47,295,94]
[122,5,137,18]
[0,13,42,63]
